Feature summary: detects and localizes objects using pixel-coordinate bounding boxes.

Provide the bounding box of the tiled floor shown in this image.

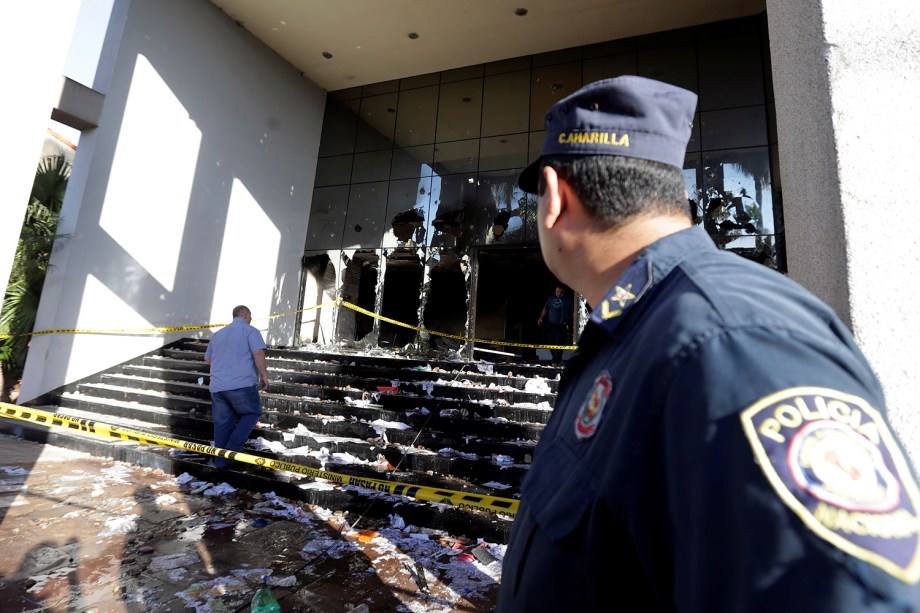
[0,434,502,612]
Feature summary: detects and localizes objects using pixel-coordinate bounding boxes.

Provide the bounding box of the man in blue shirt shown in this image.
[204,305,269,468]
[497,76,920,611]
[538,284,573,364]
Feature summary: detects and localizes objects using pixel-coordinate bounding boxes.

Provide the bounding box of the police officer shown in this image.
[497,76,920,611]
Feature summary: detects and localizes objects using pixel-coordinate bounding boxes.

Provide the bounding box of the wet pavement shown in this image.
[0,434,503,612]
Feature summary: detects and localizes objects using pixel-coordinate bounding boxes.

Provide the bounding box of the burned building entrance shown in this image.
[474,249,560,362]
[299,244,568,361]
[300,14,781,358]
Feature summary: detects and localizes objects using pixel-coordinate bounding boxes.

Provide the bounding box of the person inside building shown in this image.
[537,284,573,364]
[204,305,269,468]
[497,75,920,611]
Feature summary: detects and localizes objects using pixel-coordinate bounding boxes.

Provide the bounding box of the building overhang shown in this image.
[208,0,766,92]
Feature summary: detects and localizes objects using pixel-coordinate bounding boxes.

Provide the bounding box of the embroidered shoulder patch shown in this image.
[574,373,612,440]
[740,387,920,583]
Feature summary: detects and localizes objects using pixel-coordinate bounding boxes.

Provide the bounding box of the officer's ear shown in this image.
[540,165,567,230]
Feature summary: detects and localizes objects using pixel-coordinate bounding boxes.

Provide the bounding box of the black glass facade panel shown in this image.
[400,72,440,90]
[442,64,484,84]
[583,52,637,84]
[637,43,698,93]
[362,80,399,96]
[482,70,530,137]
[437,79,483,142]
[343,182,388,249]
[307,186,349,250]
[351,150,392,184]
[310,14,781,267]
[355,93,397,152]
[390,144,434,180]
[318,99,358,157]
[314,154,353,187]
[433,139,479,176]
[394,86,438,147]
[698,35,765,111]
[701,106,768,151]
[485,56,531,76]
[479,134,528,173]
[530,62,582,131]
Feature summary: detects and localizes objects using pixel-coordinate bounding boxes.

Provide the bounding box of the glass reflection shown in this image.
[311,14,778,267]
[384,176,432,248]
[475,172,531,245]
[701,147,776,265]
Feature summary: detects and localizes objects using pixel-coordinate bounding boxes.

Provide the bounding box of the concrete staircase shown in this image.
[1,339,560,542]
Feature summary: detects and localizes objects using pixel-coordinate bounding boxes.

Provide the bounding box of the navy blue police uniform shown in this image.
[498,76,920,612]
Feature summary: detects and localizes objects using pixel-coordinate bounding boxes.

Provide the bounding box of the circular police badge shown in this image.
[788,420,900,512]
[740,387,920,583]
[574,373,612,440]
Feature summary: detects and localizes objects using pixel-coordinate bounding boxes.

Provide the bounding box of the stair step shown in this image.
[10,338,561,544]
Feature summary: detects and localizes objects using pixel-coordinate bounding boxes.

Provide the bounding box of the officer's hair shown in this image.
[538,155,689,228]
[232,305,250,318]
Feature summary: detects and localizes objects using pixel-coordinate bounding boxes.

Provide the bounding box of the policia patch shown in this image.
[741,387,920,583]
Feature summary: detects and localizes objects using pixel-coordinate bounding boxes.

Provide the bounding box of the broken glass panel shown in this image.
[475,171,530,246]
[702,147,776,265]
[384,177,432,248]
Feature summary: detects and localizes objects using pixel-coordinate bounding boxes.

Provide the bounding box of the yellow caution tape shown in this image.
[0,302,335,340]
[338,299,577,351]
[0,297,575,352]
[0,402,519,517]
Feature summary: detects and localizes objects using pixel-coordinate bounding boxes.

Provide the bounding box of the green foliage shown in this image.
[0,154,70,378]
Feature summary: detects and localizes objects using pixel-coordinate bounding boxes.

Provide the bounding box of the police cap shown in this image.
[518,75,698,194]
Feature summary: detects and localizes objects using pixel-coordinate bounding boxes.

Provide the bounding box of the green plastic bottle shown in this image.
[250,577,281,613]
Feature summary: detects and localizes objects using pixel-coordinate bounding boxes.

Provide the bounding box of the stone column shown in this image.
[1,3,82,296]
[767,0,920,458]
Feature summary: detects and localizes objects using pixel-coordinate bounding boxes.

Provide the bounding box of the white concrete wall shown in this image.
[1,3,82,298]
[768,0,920,458]
[19,0,326,402]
